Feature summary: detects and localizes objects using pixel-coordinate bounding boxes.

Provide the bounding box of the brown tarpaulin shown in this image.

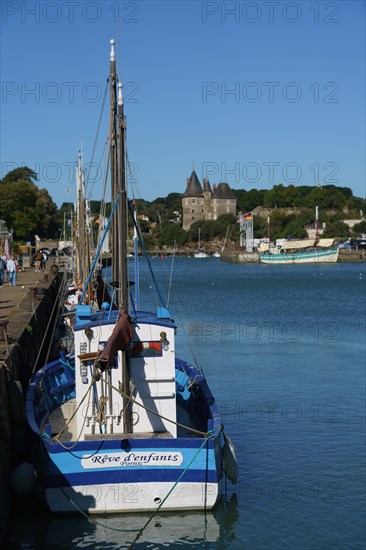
[95,310,133,371]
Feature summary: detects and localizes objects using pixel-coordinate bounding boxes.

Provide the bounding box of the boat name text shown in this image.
[82,452,183,469]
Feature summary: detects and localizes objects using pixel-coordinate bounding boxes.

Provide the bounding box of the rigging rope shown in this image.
[99,374,210,437]
[127,432,215,548]
[94,394,108,425]
[167,241,176,308]
[30,272,68,380]
[85,78,109,199]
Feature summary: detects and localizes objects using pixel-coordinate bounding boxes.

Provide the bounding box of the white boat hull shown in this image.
[27,340,225,514]
[260,247,339,264]
[45,480,221,513]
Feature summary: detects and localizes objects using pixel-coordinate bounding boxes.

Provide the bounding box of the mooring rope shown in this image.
[127,431,215,548]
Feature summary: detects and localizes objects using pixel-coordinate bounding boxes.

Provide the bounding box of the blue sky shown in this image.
[1,0,365,206]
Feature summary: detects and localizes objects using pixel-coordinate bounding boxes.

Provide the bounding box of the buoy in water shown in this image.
[10,462,37,495]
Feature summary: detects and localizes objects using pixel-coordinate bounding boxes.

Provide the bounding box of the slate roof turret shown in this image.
[183,170,203,197]
[213,182,236,199]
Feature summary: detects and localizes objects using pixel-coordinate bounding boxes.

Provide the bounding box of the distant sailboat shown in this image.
[213,226,230,258]
[194,228,208,258]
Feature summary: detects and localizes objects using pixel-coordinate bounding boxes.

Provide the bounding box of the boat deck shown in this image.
[49,400,173,442]
[49,399,78,442]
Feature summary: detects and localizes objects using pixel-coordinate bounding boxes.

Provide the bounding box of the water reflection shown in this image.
[7,493,239,549]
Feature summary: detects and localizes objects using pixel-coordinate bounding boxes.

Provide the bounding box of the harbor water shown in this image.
[7,259,365,549]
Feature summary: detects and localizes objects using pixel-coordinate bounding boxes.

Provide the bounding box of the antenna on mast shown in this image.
[110,38,115,61]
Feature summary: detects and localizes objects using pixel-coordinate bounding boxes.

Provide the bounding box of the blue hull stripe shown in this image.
[45,468,220,488]
[49,449,217,475]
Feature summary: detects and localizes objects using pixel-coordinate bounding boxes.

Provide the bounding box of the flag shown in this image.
[238,212,253,223]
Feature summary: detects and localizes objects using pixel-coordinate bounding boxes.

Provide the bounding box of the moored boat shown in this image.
[25,39,237,515]
[194,228,209,258]
[260,239,339,264]
[260,206,339,264]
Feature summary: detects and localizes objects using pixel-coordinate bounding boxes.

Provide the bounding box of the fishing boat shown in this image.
[26,39,237,514]
[260,207,339,264]
[259,239,339,264]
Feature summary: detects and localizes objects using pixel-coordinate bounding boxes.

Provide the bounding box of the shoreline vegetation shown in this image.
[0,167,365,254]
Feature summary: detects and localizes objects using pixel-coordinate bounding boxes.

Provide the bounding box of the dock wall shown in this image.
[0,271,66,545]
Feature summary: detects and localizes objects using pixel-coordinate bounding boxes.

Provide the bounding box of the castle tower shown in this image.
[212,183,237,219]
[182,170,204,231]
[182,172,237,230]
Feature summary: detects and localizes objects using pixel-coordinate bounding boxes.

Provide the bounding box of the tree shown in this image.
[352,220,366,235]
[214,214,237,237]
[187,221,204,242]
[159,223,187,247]
[1,166,38,185]
[0,167,58,241]
[165,193,182,211]
[234,189,265,212]
[282,185,302,207]
[263,184,288,207]
[346,195,366,213]
[323,221,350,239]
[264,184,304,208]
[282,219,307,239]
[200,220,218,241]
[262,210,288,241]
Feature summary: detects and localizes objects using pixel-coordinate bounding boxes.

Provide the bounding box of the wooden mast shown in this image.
[118,81,128,309]
[76,151,86,290]
[315,205,319,244]
[110,39,131,433]
[109,39,119,288]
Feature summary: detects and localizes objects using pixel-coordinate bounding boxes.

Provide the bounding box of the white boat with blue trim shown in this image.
[260,206,339,264]
[260,238,339,264]
[26,39,237,514]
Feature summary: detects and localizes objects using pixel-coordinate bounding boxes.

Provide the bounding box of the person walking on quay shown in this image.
[35,250,43,272]
[41,252,47,272]
[6,255,17,286]
[0,255,6,287]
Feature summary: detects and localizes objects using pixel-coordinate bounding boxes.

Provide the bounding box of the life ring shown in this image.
[130,341,162,358]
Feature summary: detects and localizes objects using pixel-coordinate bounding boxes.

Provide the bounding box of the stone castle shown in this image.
[182,170,237,230]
